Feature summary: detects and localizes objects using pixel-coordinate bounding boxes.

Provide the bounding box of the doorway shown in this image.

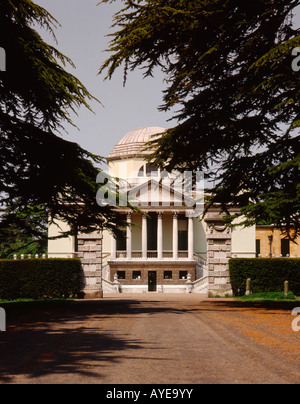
[148,271,157,292]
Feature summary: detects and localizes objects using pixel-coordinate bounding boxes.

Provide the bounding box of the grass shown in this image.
[0,297,73,304]
[236,292,300,302]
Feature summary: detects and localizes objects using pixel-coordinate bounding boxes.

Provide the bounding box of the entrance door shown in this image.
[148,271,157,292]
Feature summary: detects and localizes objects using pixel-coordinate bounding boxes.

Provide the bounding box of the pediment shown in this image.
[123,179,196,208]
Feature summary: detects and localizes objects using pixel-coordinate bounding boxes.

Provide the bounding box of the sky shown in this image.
[35,0,174,163]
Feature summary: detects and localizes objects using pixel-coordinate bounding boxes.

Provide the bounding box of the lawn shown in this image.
[236,292,300,302]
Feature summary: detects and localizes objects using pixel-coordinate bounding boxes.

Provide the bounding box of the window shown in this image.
[117,271,126,280]
[116,233,126,251]
[146,163,159,177]
[138,164,160,178]
[164,271,172,280]
[116,215,126,251]
[133,271,141,280]
[256,240,261,257]
[147,213,157,251]
[179,271,188,280]
[178,231,188,251]
[178,216,188,251]
[281,239,290,257]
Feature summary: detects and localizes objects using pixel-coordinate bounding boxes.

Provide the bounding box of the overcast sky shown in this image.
[35,0,174,163]
[35,0,300,165]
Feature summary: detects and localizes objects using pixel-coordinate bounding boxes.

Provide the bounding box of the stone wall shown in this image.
[109,261,196,284]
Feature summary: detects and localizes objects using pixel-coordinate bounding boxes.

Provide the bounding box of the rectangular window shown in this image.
[117,271,126,280]
[116,214,127,251]
[116,234,126,251]
[133,271,141,280]
[179,271,188,280]
[178,231,188,251]
[147,213,157,251]
[281,239,290,257]
[164,271,172,280]
[178,216,188,251]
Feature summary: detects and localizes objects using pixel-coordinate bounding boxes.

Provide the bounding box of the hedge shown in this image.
[229,258,300,296]
[0,259,82,300]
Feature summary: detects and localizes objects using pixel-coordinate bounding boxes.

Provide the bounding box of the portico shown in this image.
[110,210,195,262]
[101,126,206,293]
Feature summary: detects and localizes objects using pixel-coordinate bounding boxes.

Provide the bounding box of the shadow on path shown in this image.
[0,300,142,382]
[0,299,191,383]
[0,297,297,383]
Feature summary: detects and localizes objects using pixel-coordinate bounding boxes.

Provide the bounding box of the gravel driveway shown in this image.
[0,294,300,384]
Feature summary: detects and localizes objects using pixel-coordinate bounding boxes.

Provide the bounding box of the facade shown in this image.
[48,126,256,297]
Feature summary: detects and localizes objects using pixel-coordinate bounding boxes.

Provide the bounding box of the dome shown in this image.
[109,126,166,161]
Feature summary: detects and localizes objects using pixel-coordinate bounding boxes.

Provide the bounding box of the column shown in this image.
[142,214,148,260]
[111,235,117,260]
[126,212,132,260]
[157,212,163,260]
[188,214,194,260]
[173,212,178,259]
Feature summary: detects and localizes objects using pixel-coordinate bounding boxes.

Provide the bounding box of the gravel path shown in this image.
[0,294,300,384]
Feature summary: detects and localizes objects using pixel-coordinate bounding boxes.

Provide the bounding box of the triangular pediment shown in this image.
[122,179,196,208]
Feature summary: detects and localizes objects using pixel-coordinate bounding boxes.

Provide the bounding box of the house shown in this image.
[48,127,256,297]
[255,226,300,258]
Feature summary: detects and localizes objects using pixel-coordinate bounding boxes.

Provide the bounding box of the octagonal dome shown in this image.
[109,126,166,161]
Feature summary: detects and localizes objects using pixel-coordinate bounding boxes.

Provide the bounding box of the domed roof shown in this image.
[109,126,166,161]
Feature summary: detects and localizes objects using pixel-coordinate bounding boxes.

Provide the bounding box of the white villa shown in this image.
[48,127,256,297]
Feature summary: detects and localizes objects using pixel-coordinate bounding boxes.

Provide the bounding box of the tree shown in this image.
[0,0,126,239]
[0,204,48,259]
[100,0,300,239]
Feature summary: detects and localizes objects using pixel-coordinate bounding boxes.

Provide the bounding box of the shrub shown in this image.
[0,259,81,300]
[229,258,300,296]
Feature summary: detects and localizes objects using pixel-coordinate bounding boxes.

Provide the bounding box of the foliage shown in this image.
[0,203,48,259]
[100,0,300,239]
[0,258,81,300]
[0,0,126,239]
[229,258,300,296]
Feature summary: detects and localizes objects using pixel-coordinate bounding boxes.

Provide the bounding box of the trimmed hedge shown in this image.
[0,259,81,300]
[229,258,300,296]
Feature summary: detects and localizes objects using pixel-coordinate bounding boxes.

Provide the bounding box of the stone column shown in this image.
[142,214,148,260]
[126,212,132,260]
[157,212,163,260]
[188,214,194,260]
[173,212,179,259]
[205,213,233,297]
[111,235,117,260]
[77,230,103,299]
